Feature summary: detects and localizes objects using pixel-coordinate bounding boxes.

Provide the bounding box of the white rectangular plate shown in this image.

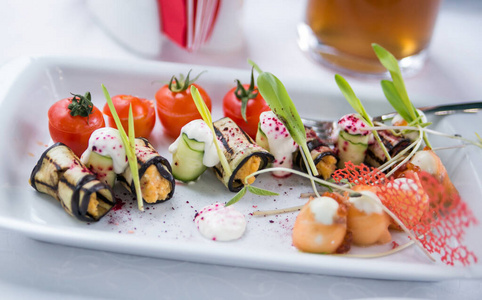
[0,57,481,281]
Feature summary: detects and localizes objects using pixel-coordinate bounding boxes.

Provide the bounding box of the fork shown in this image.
[301,101,482,142]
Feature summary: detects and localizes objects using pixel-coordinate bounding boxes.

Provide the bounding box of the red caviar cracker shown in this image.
[333,162,386,186]
[333,162,478,266]
[377,172,429,230]
[413,171,478,266]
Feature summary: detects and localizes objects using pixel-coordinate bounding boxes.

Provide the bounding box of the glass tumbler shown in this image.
[298,0,442,76]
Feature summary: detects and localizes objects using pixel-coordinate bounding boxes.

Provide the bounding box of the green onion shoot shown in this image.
[190,85,232,178]
[102,84,144,211]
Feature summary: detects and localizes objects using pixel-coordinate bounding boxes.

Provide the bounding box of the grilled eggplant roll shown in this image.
[30,143,115,222]
[294,127,338,180]
[119,137,175,204]
[212,117,274,192]
[364,130,411,168]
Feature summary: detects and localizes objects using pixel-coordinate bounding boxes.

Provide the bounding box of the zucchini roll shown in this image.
[119,137,175,204]
[364,130,411,168]
[335,113,372,168]
[212,117,274,192]
[294,127,338,180]
[168,119,220,183]
[29,143,115,222]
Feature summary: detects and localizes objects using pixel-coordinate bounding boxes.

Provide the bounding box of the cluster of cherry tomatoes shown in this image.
[48,70,270,157]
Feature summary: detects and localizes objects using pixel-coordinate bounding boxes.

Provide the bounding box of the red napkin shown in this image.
[157,0,220,51]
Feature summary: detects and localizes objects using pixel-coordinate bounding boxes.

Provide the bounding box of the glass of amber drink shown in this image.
[298,0,441,76]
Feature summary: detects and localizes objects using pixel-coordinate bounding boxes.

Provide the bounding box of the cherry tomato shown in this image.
[103,94,156,138]
[155,71,212,138]
[48,93,105,157]
[222,71,270,138]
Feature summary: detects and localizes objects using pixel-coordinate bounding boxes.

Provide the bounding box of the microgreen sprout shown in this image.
[363,123,482,150]
[372,43,431,148]
[334,74,392,160]
[249,60,319,177]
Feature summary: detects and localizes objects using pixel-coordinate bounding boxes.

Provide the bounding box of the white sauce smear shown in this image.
[195,203,246,241]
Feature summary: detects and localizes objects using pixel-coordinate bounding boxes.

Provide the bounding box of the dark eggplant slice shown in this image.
[294,127,338,179]
[364,130,411,168]
[212,117,274,192]
[119,137,175,204]
[30,143,115,222]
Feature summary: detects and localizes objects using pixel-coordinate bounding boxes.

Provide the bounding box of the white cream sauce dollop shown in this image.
[81,127,128,173]
[258,111,298,177]
[168,119,220,167]
[308,196,339,225]
[195,203,246,241]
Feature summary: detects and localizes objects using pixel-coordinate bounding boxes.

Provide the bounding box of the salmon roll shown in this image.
[404,149,459,205]
[347,185,391,246]
[292,193,350,254]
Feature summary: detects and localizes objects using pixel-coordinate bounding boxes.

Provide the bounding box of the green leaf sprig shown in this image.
[334,74,392,161]
[225,184,278,207]
[372,43,431,148]
[102,84,144,211]
[249,60,319,177]
[190,85,232,178]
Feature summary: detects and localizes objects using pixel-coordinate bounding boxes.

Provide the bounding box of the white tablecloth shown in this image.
[1,0,481,299]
